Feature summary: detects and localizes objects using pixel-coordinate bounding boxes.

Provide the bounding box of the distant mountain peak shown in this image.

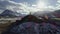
[0,9,22,17]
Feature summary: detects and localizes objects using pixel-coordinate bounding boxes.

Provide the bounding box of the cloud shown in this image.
[57,0,60,3]
[54,0,60,11]
[0,0,60,14]
[0,0,30,14]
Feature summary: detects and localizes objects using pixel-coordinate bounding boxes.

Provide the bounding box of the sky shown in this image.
[0,0,60,14]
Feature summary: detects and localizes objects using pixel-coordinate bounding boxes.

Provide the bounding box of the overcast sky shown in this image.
[0,0,60,14]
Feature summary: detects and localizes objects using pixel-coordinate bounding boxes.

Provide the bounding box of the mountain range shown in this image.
[33,10,60,18]
[0,9,60,18]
